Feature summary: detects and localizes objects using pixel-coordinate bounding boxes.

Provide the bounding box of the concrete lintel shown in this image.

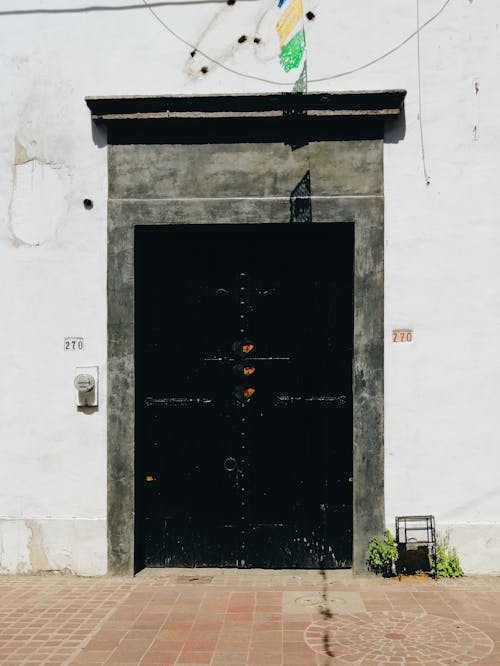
[86,91,406,123]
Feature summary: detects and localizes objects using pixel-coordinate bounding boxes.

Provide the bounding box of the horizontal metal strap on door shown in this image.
[203,356,291,362]
[251,524,285,529]
[145,397,213,407]
[275,395,349,406]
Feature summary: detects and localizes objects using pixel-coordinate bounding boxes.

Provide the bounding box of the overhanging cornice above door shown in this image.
[85,91,406,143]
[86,91,406,122]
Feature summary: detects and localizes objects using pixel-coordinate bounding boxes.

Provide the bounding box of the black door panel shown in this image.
[135,224,353,568]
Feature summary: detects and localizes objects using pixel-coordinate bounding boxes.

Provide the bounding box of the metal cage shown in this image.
[395,515,437,578]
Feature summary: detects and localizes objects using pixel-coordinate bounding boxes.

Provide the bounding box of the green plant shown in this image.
[366,530,399,576]
[431,534,464,579]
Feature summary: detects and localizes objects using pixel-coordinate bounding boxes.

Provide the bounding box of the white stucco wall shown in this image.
[0,0,499,574]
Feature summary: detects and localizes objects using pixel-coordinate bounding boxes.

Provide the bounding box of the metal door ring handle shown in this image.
[224,457,237,472]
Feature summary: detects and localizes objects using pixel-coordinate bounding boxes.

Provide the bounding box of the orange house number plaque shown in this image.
[392,329,413,343]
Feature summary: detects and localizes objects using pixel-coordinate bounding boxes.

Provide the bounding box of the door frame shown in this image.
[93,92,404,575]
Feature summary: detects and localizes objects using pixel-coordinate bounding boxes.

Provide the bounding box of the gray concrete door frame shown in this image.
[88,91,405,575]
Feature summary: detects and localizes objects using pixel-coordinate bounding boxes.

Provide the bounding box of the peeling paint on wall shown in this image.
[26,520,52,572]
[14,137,30,165]
[8,140,69,247]
[0,520,107,576]
[0,521,31,574]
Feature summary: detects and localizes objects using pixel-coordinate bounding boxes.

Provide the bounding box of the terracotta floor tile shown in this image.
[132,616,167,630]
[156,629,191,641]
[147,638,185,651]
[72,650,113,663]
[105,648,149,663]
[282,655,317,665]
[250,630,282,642]
[124,629,159,641]
[247,651,283,664]
[224,613,254,622]
[0,571,497,666]
[216,638,250,652]
[176,650,214,664]
[184,639,219,651]
[140,650,179,664]
[249,642,282,653]
[83,639,122,651]
[190,622,224,633]
[216,641,251,651]
[283,630,306,643]
[110,607,141,621]
[92,629,127,642]
[211,654,248,666]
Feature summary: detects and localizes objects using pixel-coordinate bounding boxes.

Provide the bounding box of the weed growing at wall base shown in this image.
[366,530,399,577]
[431,534,464,579]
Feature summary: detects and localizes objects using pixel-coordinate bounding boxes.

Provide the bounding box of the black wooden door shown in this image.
[135,224,353,569]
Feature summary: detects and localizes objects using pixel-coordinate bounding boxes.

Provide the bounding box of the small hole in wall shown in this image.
[254,37,261,44]
[201,66,209,74]
[238,35,247,44]
[190,50,196,57]
[306,11,316,20]
[83,199,93,210]
[227,0,236,5]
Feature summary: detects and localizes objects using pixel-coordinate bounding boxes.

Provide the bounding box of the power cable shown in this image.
[141,0,452,86]
[311,0,451,83]
[417,0,431,184]
[0,2,255,16]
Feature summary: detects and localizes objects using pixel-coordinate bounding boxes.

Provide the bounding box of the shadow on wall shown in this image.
[384,110,406,144]
[77,405,99,416]
[90,114,404,147]
[91,121,107,149]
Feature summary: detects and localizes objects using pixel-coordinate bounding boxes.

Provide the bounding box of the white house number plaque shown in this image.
[64,337,84,351]
[392,329,413,343]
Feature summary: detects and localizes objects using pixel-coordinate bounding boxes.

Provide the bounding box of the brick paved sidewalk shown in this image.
[0,569,499,665]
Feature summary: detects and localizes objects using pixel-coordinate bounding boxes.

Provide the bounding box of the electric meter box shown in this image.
[74,366,98,407]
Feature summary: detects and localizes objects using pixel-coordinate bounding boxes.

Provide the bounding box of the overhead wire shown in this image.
[141,0,452,86]
[417,0,431,184]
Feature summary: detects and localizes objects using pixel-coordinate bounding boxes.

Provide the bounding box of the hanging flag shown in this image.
[292,61,308,93]
[275,0,308,90]
[279,29,305,73]
[276,0,303,49]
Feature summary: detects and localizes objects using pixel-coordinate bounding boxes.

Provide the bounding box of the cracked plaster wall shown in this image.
[0,519,106,576]
[0,0,499,574]
[9,151,70,248]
